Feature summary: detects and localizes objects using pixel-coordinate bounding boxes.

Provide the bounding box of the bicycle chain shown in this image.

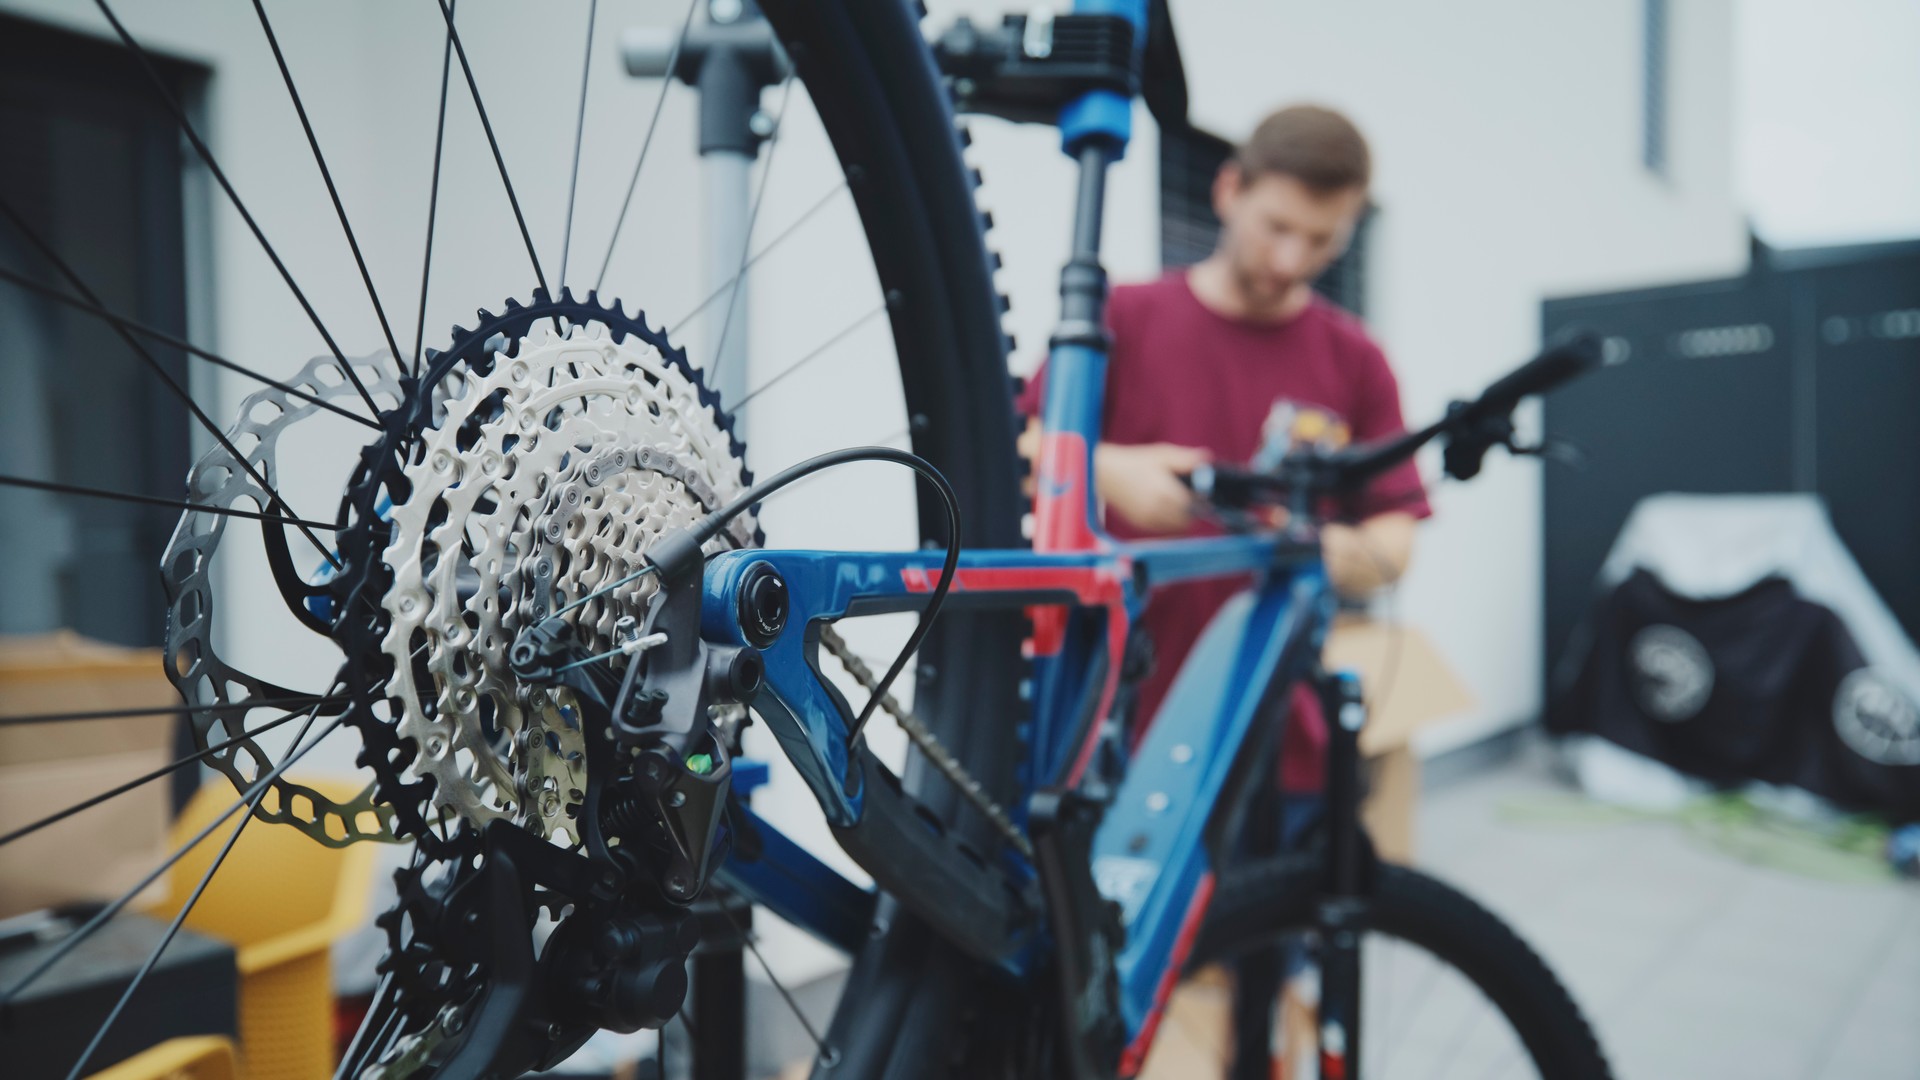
[816,623,1033,860]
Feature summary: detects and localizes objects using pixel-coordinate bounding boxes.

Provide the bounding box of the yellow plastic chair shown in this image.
[149,778,377,1080]
[88,1036,240,1080]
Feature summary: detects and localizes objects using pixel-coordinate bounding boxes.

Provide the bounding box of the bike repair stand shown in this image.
[623,6,784,1078]
[623,0,787,411]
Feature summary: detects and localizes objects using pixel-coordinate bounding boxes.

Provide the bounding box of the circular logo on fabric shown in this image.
[1833,669,1920,766]
[1628,624,1715,722]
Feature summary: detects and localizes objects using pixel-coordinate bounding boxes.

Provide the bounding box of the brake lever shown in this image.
[1509,433,1588,470]
[1441,404,1507,481]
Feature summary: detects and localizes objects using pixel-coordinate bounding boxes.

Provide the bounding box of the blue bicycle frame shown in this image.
[700,0,1339,1068]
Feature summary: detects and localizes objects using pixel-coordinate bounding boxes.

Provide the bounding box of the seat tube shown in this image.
[1032,0,1146,555]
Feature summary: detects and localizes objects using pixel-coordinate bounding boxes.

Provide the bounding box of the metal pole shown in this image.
[622,2,785,435]
[621,12,781,1079]
[703,149,752,410]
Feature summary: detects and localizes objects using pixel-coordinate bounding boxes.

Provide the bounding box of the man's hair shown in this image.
[1233,105,1371,194]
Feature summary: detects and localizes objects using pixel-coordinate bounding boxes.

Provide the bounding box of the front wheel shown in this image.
[1186,855,1613,1080]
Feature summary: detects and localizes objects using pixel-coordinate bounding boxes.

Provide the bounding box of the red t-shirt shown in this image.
[1017,272,1431,791]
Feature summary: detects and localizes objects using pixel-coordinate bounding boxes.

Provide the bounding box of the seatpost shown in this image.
[1031,0,1146,554]
[1031,143,1115,554]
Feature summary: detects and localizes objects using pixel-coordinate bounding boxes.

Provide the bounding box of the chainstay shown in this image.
[817,623,1034,860]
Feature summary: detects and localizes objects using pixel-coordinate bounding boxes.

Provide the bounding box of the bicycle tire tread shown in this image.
[1196,857,1614,1080]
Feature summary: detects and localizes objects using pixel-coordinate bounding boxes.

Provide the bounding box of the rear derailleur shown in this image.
[412,570,764,1078]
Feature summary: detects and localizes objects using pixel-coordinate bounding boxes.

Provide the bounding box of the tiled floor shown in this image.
[1415,744,1920,1080]
[751,743,1920,1079]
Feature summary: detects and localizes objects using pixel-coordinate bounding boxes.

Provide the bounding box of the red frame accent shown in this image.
[1033,430,1105,555]
[900,563,1132,787]
[1116,871,1217,1077]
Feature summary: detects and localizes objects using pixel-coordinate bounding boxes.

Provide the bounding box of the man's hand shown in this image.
[1322,512,1417,598]
[1094,441,1211,534]
[1019,418,1211,533]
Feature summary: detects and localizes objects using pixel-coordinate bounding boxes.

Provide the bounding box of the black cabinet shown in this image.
[1543,239,1920,691]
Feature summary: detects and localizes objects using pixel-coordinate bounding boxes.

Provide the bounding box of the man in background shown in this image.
[1018,103,1429,796]
[1018,100,1429,1079]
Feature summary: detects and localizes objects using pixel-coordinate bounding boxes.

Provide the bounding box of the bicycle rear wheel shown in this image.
[1184,855,1613,1080]
[0,0,1030,1076]
[753,3,1036,1077]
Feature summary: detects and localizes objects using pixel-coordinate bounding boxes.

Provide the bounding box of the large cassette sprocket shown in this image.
[324,292,755,1076]
[378,310,755,838]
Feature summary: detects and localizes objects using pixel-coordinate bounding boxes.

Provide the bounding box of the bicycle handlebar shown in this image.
[1461,331,1604,422]
[1189,330,1603,514]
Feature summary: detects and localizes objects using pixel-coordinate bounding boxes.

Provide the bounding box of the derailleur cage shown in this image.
[508,555,760,905]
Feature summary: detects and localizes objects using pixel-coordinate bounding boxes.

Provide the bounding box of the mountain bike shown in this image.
[0,1,1614,1077]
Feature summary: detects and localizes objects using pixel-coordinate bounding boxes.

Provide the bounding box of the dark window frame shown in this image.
[0,14,206,647]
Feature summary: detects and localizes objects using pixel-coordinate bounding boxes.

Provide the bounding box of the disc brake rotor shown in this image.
[161,349,402,844]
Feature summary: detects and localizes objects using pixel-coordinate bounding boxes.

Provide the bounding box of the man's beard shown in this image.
[1230,255,1295,314]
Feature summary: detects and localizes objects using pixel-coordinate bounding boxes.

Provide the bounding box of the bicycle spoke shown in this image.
[1377,932,1403,1073]
[709,75,797,382]
[334,972,399,1080]
[1425,1003,1484,1080]
[593,0,700,293]
[411,0,459,378]
[62,708,336,1080]
[0,706,318,849]
[715,900,828,1057]
[0,473,338,533]
[0,267,377,428]
[432,0,548,293]
[1428,976,1514,1080]
[558,0,600,289]
[0,706,343,1006]
[87,0,379,414]
[1372,945,1449,1079]
[0,195,344,567]
[0,693,337,727]
[251,0,402,366]
[733,302,886,411]
[666,181,849,335]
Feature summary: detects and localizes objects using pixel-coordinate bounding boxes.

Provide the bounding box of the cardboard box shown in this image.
[0,631,179,920]
[1324,614,1475,864]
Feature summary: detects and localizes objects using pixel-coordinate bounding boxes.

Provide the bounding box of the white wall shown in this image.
[1734,0,1920,247]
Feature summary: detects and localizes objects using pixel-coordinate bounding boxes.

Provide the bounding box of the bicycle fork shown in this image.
[1315,669,1371,1080]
